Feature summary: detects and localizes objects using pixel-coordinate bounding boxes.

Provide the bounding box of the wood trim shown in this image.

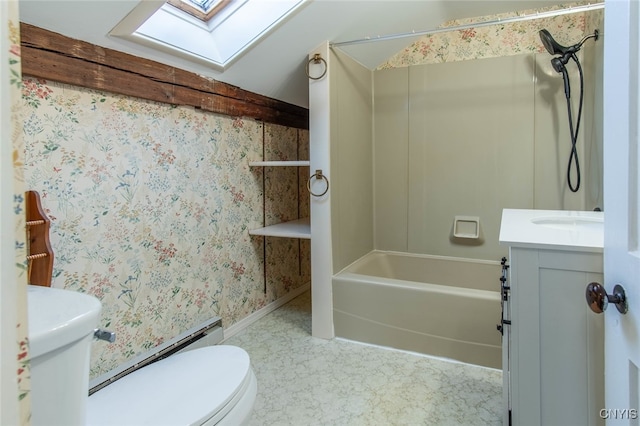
[25,190,53,287]
[166,0,231,22]
[19,23,309,129]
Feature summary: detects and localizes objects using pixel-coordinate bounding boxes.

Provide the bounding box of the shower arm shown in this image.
[560,30,600,61]
[577,30,600,49]
[549,29,599,77]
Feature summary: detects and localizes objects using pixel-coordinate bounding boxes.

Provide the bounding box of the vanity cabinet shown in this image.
[499,209,604,426]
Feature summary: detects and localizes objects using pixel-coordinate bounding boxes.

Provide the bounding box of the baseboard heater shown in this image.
[88,317,223,395]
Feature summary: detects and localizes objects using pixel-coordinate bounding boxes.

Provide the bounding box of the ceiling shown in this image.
[19,0,564,108]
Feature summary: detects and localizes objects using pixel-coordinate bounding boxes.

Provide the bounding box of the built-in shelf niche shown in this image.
[248,160,311,239]
[248,217,310,239]
[248,160,310,167]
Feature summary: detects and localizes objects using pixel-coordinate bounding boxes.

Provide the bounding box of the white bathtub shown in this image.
[332,250,502,369]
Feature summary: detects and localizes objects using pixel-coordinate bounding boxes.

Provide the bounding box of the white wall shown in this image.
[1,1,27,423]
[1,3,20,422]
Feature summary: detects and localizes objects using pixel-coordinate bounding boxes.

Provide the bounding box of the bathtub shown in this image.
[332,250,502,369]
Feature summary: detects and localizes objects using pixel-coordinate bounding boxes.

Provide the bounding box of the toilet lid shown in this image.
[87,346,252,426]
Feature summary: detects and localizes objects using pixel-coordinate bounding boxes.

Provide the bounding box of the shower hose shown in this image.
[564,53,585,193]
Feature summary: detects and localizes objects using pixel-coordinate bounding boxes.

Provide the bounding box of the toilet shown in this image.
[87,345,257,426]
[27,285,257,426]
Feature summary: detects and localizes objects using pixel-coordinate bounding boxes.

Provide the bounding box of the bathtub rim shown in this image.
[334,271,500,300]
[335,249,503,276]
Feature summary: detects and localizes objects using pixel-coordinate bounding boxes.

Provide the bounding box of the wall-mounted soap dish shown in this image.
[453,216,480,239]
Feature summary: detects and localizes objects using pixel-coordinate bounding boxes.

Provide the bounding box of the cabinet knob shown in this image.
[585,282,628,314]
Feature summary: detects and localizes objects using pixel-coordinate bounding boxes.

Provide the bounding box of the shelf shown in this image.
[249,160,310,167]
[249,217,310,239]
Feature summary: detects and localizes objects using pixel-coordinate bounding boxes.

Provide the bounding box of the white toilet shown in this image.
[27,285,257,426]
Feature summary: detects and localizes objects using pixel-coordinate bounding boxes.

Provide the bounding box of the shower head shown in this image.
[539,29,600,57]
[539,29,600,75]
[539,29,565,56]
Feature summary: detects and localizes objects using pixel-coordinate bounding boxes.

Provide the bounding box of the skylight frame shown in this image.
[186,0,218,10]
[109,0,308,72]
[166,0,231,22]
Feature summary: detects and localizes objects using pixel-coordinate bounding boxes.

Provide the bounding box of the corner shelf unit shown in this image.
[249,160,311,239]
[248,217,310,239]
[248,160,310,167]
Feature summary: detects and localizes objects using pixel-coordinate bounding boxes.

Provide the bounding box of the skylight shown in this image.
[187,0,219,10]
[109,0,307,72]
[166,0,231,22]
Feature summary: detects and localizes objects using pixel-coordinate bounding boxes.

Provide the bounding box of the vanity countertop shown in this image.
[499,208,603,252]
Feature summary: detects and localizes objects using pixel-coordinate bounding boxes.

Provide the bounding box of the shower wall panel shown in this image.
[373,67,409,252]
[372,49,602,262]
[407,55,535,261]
[330,48,374,272]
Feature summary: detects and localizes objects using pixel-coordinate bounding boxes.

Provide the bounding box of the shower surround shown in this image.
[325,3,603,359]
[329,4,603,267]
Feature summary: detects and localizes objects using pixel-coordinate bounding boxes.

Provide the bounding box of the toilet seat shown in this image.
[87,345,256,426]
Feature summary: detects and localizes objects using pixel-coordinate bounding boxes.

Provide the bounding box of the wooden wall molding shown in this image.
[19,23,309,129]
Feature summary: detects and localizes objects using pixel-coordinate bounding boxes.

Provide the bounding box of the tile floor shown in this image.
[224,290,504,426]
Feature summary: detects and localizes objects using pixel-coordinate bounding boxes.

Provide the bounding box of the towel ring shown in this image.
[307,169,329,197]
[305,54,327,80]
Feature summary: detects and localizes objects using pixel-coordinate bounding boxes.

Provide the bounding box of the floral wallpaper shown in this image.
[264,126,311,299]
[379,2,603,69]
[18,77,310,379]
[6,0,31,421]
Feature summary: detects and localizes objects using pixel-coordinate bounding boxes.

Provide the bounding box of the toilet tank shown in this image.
[27,285,102,426]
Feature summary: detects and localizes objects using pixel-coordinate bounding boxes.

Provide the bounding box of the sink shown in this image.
[500,209,604,251]
[530,215,603,232]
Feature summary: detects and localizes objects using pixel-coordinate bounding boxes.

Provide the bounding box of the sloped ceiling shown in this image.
[19,0,564,108]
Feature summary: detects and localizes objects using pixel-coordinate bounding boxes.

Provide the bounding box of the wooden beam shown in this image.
[19,23,309,129]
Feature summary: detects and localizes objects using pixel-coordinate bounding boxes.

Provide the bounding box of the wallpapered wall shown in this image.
[18,78,310,378]
[379,2,602,69]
